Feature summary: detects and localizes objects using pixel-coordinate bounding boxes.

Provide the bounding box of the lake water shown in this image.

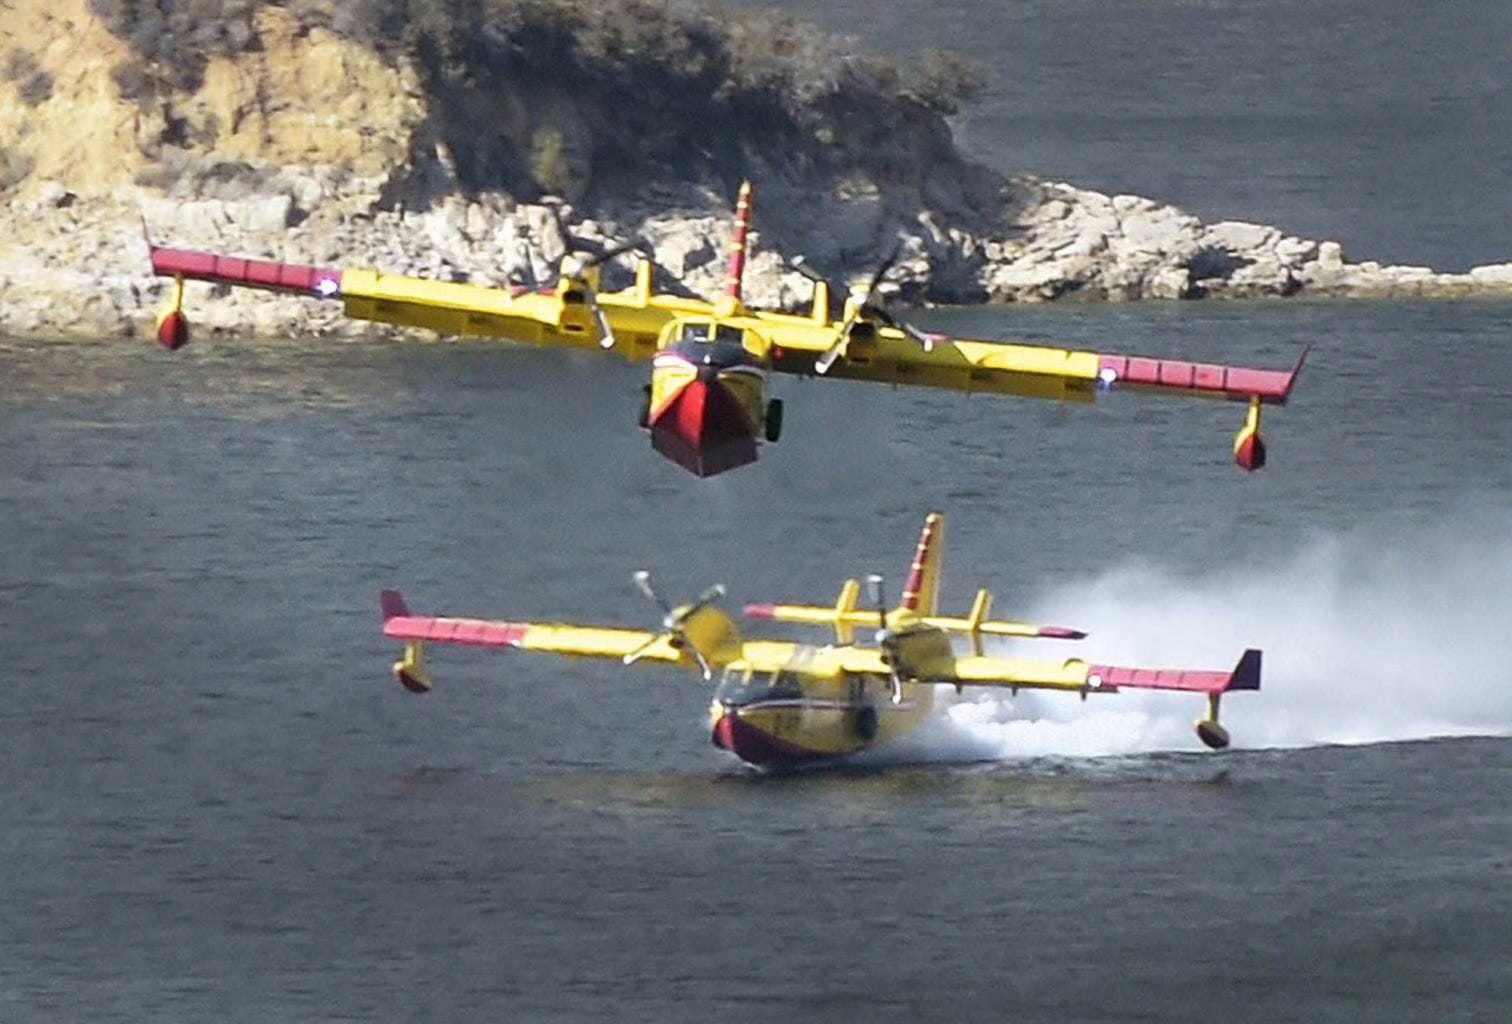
[3,293,1510,1020]
[727,0,1512,272]
[5,0,1511,1017]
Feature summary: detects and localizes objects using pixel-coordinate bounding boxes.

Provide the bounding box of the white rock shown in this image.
[1315,240,1345,269]
[1202,220,1280,254]
[1468,263,1512,285]
[1144,265,1192,300]
[1274,236,1319,266]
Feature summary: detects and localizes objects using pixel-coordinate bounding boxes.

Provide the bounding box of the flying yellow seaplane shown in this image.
[381,513,1262,768]
[150,182,1305,477]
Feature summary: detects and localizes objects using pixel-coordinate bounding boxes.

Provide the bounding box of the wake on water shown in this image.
[877,503,1512,765]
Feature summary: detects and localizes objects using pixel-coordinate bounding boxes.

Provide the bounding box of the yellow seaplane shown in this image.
[381,513,1262,768]
[150,182,1305,477]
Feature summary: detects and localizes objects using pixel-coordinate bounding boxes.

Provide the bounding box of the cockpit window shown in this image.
[715,667,804,706]
[678,321,744,346]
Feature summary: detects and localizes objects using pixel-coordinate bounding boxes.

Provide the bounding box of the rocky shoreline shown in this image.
[3,171,1511,343]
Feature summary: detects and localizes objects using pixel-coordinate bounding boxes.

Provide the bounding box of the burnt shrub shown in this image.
[5,48,54,106]
[911,47,984,115]
[20,71,55,106]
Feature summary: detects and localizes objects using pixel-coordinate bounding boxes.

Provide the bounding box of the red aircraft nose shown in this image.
[711,712,737,751]
[649,374,759,477]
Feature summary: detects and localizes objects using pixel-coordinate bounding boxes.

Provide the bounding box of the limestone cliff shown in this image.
[0,1,424,193]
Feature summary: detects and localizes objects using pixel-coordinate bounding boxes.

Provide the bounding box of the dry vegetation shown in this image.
[86,0,983,199]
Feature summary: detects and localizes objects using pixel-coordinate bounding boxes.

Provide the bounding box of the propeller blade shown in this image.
[688,644,714,681]
[585,239,645,269]
[901,321,937,353]
[813,245,902,375]
[814,310,859,375]
[866,574,887,629]
[592,300,615,349]
[867,241,902,294]
[621,632,665,667]
[790,255,827,284]
[688,583,727,613]
[633,570,673,618]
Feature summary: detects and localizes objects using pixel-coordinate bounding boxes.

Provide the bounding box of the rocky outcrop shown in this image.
[973,179,1512,303]
[1,0,1508,341]
[6,174,1510,342]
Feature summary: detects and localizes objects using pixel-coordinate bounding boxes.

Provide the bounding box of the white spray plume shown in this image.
[894,503,1512,764]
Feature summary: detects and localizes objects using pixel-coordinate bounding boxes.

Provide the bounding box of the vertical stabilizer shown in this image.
[899,513,946,615]
[717,181,754,315]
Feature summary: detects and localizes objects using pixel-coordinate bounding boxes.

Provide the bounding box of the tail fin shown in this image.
[899,512,946,615]
[1226,648,1262,691]
[380,589,410,621]
[719,181,754,314]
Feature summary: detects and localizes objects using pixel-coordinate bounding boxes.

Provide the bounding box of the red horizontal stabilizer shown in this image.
[1088,648,1261,694]
[1098,348,1306,404]
[150,246,342,298]
[380,591,531,649]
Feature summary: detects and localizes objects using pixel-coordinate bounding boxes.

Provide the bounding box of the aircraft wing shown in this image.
[381,590,681,664]
[148,246,676,356]
[948,648,1262,694]
[763,320,1305,406]
[830,645,1261,695]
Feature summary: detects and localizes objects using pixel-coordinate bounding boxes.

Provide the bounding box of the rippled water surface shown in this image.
[3,293,1510,1020]
[6,4,1512,1018]
[729,0,1512,271]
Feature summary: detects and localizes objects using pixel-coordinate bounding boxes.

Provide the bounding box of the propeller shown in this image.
[541,204,653,350]
[623,570,726,680]
[798,246,936,374]
[866,573,904,704]
[551,239,649,350]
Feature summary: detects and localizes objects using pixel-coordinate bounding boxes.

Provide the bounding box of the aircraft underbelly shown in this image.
[710,696,933,767]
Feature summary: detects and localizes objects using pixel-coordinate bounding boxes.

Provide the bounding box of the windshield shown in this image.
[715,667,803,706]
[678,320,744,346]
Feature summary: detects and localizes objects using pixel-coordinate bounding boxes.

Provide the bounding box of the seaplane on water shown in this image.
[148,182,1305,478]
[381,513,1262,768]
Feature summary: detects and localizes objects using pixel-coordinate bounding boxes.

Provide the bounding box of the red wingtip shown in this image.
[742,603,778,620]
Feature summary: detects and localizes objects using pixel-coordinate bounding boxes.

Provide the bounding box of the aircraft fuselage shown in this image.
[646,320,773,477]
[708,660,936,767]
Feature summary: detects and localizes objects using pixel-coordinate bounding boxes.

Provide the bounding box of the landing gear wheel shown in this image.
[637,384,652,429]
[764,398,784,443]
